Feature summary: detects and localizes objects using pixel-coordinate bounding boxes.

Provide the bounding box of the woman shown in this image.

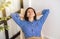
[11,7,49,39]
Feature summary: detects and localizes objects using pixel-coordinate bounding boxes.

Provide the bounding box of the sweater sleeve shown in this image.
[38,9,50,25]
[10,13,24,27]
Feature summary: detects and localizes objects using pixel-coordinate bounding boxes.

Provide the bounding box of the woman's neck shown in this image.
[29,17,34,22]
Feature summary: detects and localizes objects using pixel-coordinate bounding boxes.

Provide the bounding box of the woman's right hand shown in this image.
[19,8,25,20]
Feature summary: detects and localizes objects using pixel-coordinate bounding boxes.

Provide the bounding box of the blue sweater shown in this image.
[10,9,49,38]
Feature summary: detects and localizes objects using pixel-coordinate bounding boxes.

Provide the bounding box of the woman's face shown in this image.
[27,9,35,18]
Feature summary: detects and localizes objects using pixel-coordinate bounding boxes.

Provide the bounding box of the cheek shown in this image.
[27,13,29,17]
[32,13,35,16]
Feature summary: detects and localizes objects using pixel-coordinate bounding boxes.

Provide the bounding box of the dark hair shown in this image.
[24,7,36,21]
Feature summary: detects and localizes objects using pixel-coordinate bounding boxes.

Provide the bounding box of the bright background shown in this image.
[0,0,60,39]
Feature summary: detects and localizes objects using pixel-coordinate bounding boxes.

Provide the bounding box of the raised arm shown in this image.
[38,9,50,25]
[10,13,24,27]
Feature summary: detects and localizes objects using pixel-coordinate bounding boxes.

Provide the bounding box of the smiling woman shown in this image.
[11,7,49,39]
[1,0,60,39]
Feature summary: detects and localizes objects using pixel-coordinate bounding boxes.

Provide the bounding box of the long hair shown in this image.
[24,7,36,21]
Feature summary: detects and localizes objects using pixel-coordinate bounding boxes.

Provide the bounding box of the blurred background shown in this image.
[0,0,60,39]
